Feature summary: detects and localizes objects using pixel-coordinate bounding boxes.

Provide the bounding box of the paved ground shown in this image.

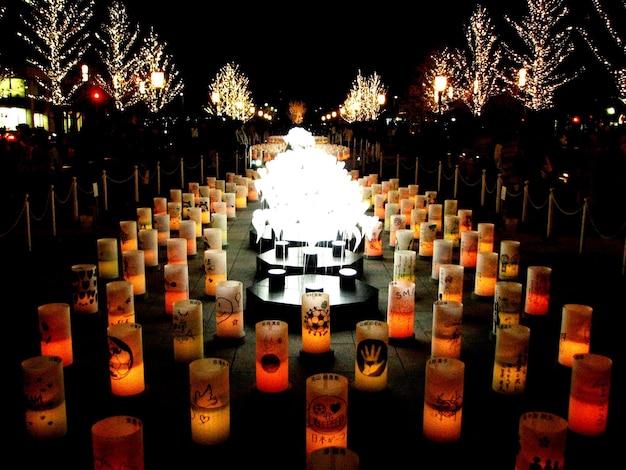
[6,189,625,470]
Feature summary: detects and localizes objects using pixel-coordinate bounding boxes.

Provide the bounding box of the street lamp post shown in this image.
[435,75,447,117]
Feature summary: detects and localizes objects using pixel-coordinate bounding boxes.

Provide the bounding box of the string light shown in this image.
[205,62,255,122]
[340,70,387,123]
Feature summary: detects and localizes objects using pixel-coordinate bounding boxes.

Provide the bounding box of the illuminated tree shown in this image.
[93,0,142,111]
[502,0,578,112]
[577,0,626,103]
[340,70,387,123]
[461,4,504,117]
[17,0,95,106]
[205,62,255,122]
[136,26,185,114]
[288,100,306,125]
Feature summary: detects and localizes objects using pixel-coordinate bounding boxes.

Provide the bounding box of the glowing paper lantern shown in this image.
[21,355,67,438]
[119,220,138,252]
[383,202,399,232]
[400,198,414,225]
[418,222,437,257]
[558,304,593,367]
[107,323,145,396]
[306,373,348,454]
[307,447,359,470]
[498,239,521,280]
[97,237,120,280]
[224,192,236,219]
[301,291,331,354]
[197,196,211,224]
[154,213,170,247]
[431,239,453,281]
[203,227,223,251]
[38,303,73,367]
[492,324,530,395]
[91,416,144,470]
[354,320,389,392]
[477,222,494,253]
[209,188,222,212]
[393,249,416,283]
[235,184,247,208]
[492,281,523,335]
[211,212,228,246]
[515,412,567,470]
[387,280,415,340]
[443,214,461,248]
[71,263,99,314]
[431,300,463,359]
[187,207,203,238]
[389,214,406,247]
[136,206,152,229]
[410,207,427,239]
[568,353,611,436]
[106,280,135,326]
[457,208,473,235]
[164,263,189,315]
[167,201,182,231]
[459,230,479,268]
[444,198,458,216]
[182,192,195,219]
[255,320,289,393]
[166,237,187,265]
[189,358,230,445]
[427,203,443,233]
[122,250,146,296]
[215,280,245,340]
[364,219,383,259]
[178,220,198,256]
[524,266,552,316]
[395,229,414,251]
[423,357,464,442]
[473,251,498,298]
[204,249,227,297]
[153,196,167,215]
[138,228,159,268]
[173,299,204,363]
[438,264,464,303]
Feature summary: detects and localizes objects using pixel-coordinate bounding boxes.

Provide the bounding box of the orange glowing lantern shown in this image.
[431,300,463,359]
[354,320,389,392]
[387,280,415,341]
[306,373,349,454]
[423,357,465,442]
[189,358,230,445]
[38,303,73,367]
[107,323,145,396]
[492,324,530,395]
[558,304,593,367]
[568,353,611,436]
[524,266,552,316]
[91,416,144,470]
[255,320,289,393]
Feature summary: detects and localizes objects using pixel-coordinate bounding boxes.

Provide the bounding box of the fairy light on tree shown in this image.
[340,70,387,123]
[461,4,504,117]
[205,62,255,122]
[17,0,94,109]
[502,0,578,112]
[422,47,465,116]
[578,0,626,103]
[136,26,184,114]
[288,100,306,125]
[93,0,142,112]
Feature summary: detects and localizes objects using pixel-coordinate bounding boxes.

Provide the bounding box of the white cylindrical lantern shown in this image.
[136,206,152,229]
[395,228,414,251]
[443,198,458,216]
[71,263,99,314]
[187,206,203,238]
[166,237,188,265]
[170,188,182,202]
[138,228,159,268]
[154,213,171,247]
[373,193,385,220]
[119,220,138,252]
[515,412,567,470]
[389,213,406,247]
[22,355,67,438]
[301,291,331,354]
[364,220,383,259]
[524,266,552,316]
[418,222,437,257]
[443,214,461,248]
[568,353,612,436]
[492,324,530,395]
[457,208,473,235]
[393,249,416,283]
[167,201,182,231]
[97,237,120,280]
[182,192,195,219]
[235,184,247,208]
[387,280,415,340]
[423,357,465,442]
[473,251,498,298]
[164,263,189,315]
[427,202,443,233]
[204,249,227,297]
[224,192,236,219]
[178,220,197,256]
[410,207,427,240]
[492,281,523,335]
[106,280,135,326]
[431,239,453,281]
[197,196,212,224]
[189,358,230,445]
[122,250,146,296]
[203,227,223,251]
[255,320,289,393]
[354,320,389,392]
[383,202,399,232]
[438,264,464,303]
[431,300,464,359]
[306,373,348,454]
[91,416,144,470]
[215,280,245,340]
[212,212,228,246]
[173,298,204,363]
[459,230,479,268]
[107,322,145,396]
[477,222,495,253]
[153,196,167,215]
[498,239,521,280]
[38,302,73,367]
[558,304,593,367]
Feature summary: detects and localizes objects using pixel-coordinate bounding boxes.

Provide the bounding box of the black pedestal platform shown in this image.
[256,246,364,277]
[245,274,380,332]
